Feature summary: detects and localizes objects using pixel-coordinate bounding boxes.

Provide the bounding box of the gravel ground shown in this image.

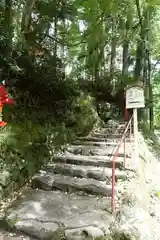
[111,133,160,240]
[139,133,160,240]
[0,231,34,240]
[145,157,160,239]
[0,185,35,240]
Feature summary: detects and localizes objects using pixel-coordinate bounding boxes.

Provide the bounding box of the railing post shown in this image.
[111,115,133,215]
[124,135,126,168]
[130,120,132,144]
[111,158,116,214]
[133,108,138,166]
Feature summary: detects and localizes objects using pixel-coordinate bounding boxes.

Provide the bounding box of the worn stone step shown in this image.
[52,155,124,168]
[77,135,131,143]
[79,134,122,141]
[32,172,116,197]
[66,145,131,157]
[93,127,123,134]
[73,140,132,147]
[76,136,119,143]
[5,189,113,239]
[92,125,126,136]
[44,163,126,182]
[91,133,131,140]
[102,122,126,127]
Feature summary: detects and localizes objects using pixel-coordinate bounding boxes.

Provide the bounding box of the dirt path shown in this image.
[138,132,160,239]
[145,156,160,239]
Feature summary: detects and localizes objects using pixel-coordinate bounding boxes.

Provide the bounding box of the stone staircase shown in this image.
[3,121,135,240]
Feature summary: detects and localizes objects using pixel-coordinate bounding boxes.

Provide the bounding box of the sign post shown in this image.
[126,84,145,166]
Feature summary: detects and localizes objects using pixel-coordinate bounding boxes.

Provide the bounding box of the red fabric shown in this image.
[3,97,16,105]
[0,85,8,103]
[0,85,15,127]
[0,85,16,105]
[0,121,7,127]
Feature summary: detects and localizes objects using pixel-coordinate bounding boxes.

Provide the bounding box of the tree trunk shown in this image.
[110,18,116,78]
[21,0,36,33]
[135,2,154,128]
[147,49,154,130]
[15,3,23,40]
[122,18,130,77]
[146,6,154,130]
[3,0,13,55]
[134,0,145,82]
[4,0,12,29]
[134,38,144,81]
[54,17,58,56]
[54,16,58,75]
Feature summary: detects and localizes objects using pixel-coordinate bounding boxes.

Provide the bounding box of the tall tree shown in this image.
[21,0,36,33]
[3,0,13,55]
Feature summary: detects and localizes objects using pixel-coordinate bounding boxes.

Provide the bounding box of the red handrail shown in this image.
[111,116,133,213]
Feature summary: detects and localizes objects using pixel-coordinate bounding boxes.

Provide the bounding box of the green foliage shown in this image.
[147,0,160,6]
[153,73,160,127]
[155,191,160,197]
[0,90,98,198]
[69,94,99,136]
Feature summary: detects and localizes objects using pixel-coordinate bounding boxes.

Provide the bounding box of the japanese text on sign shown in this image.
[126,86,145,109]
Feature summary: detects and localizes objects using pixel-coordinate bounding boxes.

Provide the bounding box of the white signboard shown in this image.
[126,85,145,109]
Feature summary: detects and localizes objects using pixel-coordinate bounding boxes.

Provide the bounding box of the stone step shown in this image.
[92,125,126,136]
[52,155,124,168]
[3,122,135,240]
[76,136,119,143]
[66,145,131,157]
[91,133,130,139]
[32,172,115,197]
[44,163,127,182]
[93,127,124,134]
[78,136,131,143]
[79,134,122,141]
[5,189,113,239]
[102,122,126,127]
[73,140,131,147]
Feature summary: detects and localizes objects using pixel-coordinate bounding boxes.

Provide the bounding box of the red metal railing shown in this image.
[111,116,133,214]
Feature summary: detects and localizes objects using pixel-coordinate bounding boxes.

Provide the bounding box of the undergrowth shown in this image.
[0,93,100,199]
